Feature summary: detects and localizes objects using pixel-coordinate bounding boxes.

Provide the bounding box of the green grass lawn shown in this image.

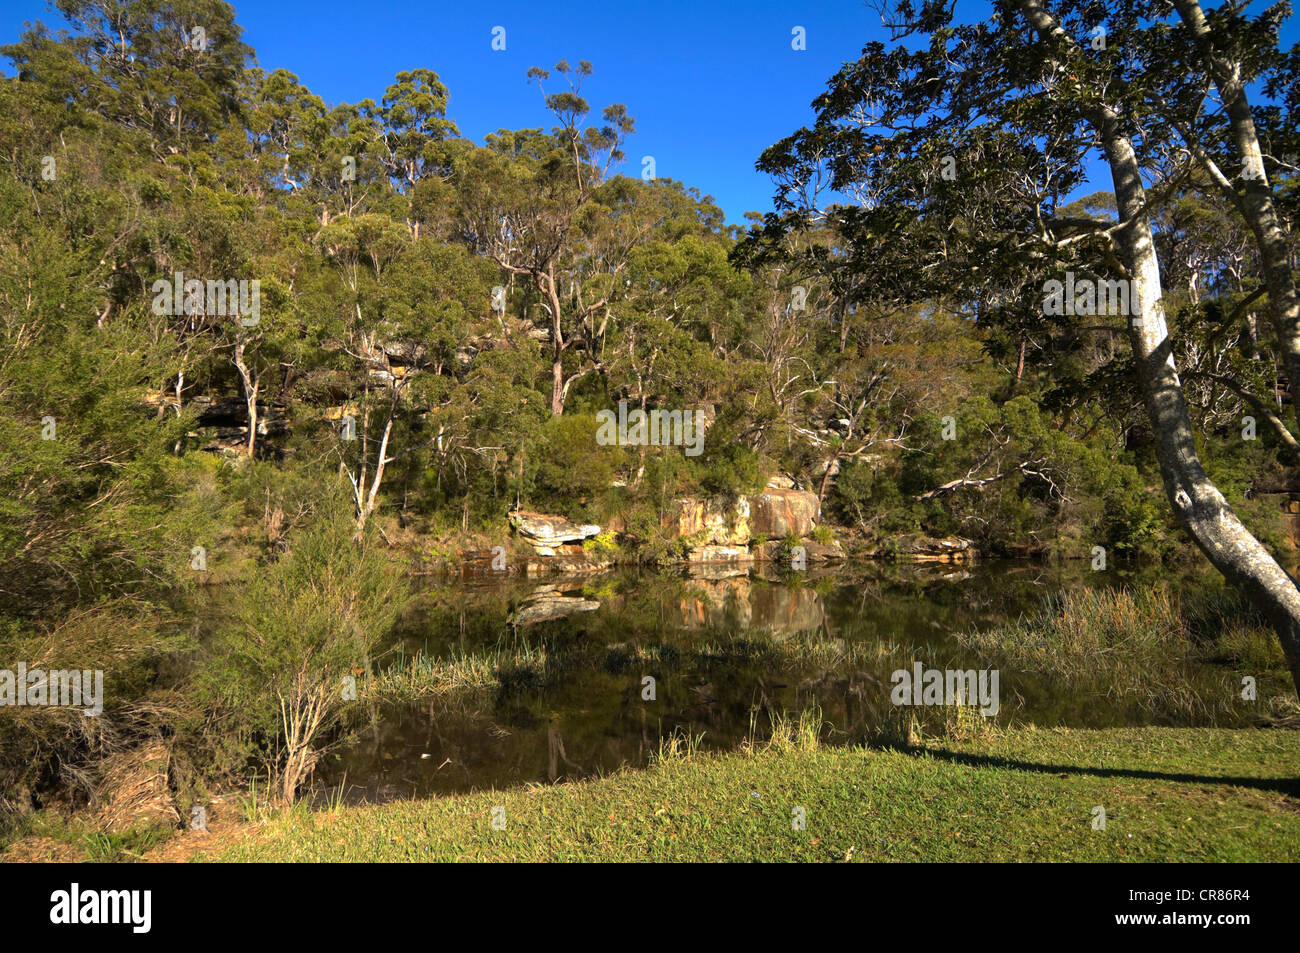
[205,727,1300,862]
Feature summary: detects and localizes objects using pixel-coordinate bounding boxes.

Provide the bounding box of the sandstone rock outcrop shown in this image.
[749,488,820,538]
[890,535,974,561]
[669,496,751,545]
[508,511,602,557]
[665,488,825,563]
[504,485,839,570]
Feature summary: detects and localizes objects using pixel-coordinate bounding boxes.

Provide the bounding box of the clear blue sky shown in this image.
[1,1,1294,224]
[1,0,888,223]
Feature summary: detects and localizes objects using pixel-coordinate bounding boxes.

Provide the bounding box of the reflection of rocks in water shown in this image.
[749,564,843,585]
[325,562,1230,804]
[510,584,601,626]
[670,577,824,638]
[686,564,750,581]
[749,585,825,636]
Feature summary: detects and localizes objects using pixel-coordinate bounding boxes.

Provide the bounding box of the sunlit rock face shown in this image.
[668,496,752,545]
[664,489,827,563]
[800,540,844,562]
[508,511,602,557]
[666,488,821,547]
[748,488,820,538]
[505,487,838,570]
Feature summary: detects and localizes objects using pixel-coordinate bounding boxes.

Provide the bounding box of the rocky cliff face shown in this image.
[749,489,820,538]
[502,488,842,571]
[667,488,821,544]
[484,487,983,574]
[669,496,752,545]
[667,488,835,564]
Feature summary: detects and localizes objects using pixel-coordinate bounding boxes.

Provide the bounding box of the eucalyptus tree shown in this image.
[451,61,636,415]
[313,212,410,532]
[744,0,1300,694]
[1158,0,1300,418]
[367,68,460,239]
[4,0,252,157]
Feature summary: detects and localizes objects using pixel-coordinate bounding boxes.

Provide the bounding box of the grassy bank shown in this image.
[198,726,1299,862]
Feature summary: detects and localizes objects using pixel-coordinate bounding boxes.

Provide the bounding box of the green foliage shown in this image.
[582,530,620,557]
[203,509,405,723]
[525,413,624,515]
[198,507,408,796]
[2,0,1297,815]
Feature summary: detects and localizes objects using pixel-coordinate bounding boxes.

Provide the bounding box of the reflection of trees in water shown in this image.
[547,723,582,782]
[327,563,1225,801]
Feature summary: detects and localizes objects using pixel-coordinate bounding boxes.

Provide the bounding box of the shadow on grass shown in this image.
[898,745,1300,798]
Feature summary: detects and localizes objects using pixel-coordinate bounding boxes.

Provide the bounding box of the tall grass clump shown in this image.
[366,648,501,702]
[652,727,707,764]
[957,585,1283,721]
[751,706,825,754]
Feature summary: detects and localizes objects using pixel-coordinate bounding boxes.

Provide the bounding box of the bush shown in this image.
[527,413,624,515]
[198,508,408,803]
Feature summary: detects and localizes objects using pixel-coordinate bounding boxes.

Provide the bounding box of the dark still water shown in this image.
[317,560,1249,803]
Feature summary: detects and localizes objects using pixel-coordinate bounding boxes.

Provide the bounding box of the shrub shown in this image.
[527,413,624,515]
[199,509,408,803]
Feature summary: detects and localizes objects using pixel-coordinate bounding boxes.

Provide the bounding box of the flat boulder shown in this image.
[891,535,974,561]
[508,511,601,556]
[800,539,845,562]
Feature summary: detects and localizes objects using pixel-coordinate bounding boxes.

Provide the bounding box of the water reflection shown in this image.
[319,560,1240,803]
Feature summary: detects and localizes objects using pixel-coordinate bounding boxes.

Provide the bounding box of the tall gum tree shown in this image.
[452,62,635,415]
[1017,0,1300,694]
[1149,0,1300,424]
[744,0,1300,695]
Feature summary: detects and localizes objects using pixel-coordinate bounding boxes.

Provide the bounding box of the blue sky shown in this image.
[1,0,885,223]
[1,1,1295,224]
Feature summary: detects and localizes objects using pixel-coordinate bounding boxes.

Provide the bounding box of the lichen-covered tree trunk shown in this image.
[1172,0,1300,420]
[1100,102,1300,699]
[1018,0,1300,697]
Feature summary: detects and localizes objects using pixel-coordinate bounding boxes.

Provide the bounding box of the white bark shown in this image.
[1018,0,1300,695]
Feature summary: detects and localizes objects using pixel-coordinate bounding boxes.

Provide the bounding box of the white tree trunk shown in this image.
[1018,0,1300,696]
